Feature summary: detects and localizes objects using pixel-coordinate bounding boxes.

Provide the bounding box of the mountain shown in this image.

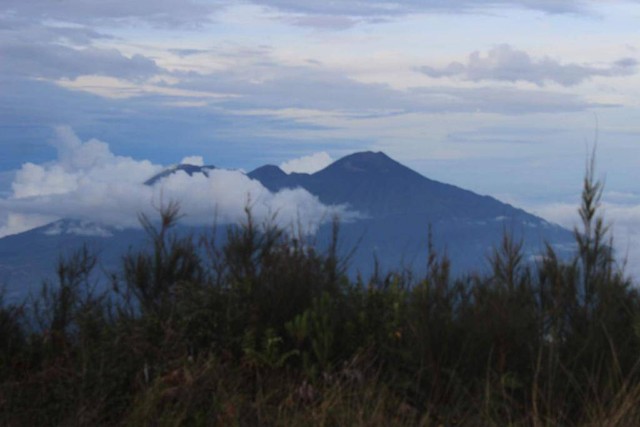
[0,220,149,302]
[247,151,574,276]
[250,151,530,219]
[0,152,574,302]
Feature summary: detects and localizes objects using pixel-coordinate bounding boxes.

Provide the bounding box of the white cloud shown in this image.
[0,127,353,238]
[279,151,333,174]
[419,45,638,87]
[180,156,205,166]
[11,126,160,200]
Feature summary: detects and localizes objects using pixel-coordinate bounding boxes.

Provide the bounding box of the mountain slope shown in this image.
[0,151,575,300]
[0,220,149,302]
[249,151,532,220]
[248,151,573,275]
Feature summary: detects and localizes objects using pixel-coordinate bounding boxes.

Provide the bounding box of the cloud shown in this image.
[0,12,162,82]
[530,196,640,280]
[253,0,589,16]
[0,76,334,172]
[0,57,609,177]
[175,60,605,115]
[250,0,591,25]
[1,0,593,33]
[1,0,219,28]
[280,152,333,174]
[282,15,358,30]
[0,40,161,81]
[0,127,352,237]
[0,172,14,198]
[180,156,205,166]
[0,18,113,47]
[0,50,612,180]
[419,45,638,86]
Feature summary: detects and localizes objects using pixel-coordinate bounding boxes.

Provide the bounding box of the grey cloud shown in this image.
[419,45,638,86]
[0,65,602,178]
[167,44,275,62]
[251,0,589,19]
[169,48,212,57]
[44,26,113,46]
[0,15,115,54]
[1,0,220,27]
[0,41,161,81]
[445,126,568,145]
[0,0,603,32]
[615,57,638,68]
[413,86,607,114]
[157,44,607,114]
[284,15,357,30]
[0,17,111,46]
[0,76,349,172]
[0,171,14,198]
[173,60,607,114]
[0,15,160,81]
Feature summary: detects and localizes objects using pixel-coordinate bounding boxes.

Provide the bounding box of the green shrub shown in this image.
[1,157,640,425]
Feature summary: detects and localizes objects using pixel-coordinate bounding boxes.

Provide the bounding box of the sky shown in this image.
[1,0,639,274]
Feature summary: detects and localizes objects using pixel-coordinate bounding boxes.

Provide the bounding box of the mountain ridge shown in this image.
[246,151,537,222]
[136,150,575,277]
[0,151,575,301]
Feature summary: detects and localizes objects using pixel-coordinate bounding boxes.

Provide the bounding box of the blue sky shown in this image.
[1,0,640,272]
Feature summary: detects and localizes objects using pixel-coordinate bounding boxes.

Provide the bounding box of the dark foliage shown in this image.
[1,160,640,426]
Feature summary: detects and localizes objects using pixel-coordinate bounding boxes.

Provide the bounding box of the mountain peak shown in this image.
[319,151,401,175]
[248,164,286,178]
[247,165,292,192]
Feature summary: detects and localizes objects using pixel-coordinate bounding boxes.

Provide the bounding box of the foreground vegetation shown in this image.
[2,162,640,426]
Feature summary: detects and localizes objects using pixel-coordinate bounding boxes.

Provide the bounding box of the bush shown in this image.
[1,159,640,426]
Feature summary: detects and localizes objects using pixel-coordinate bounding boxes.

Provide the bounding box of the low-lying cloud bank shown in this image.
[532,196,640,280]
[0,127,353,237]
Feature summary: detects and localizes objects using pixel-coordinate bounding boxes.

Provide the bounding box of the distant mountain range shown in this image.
[0,151,574,302]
